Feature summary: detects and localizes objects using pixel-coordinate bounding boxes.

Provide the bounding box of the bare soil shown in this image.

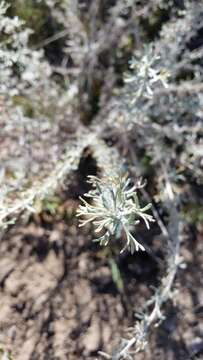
[0,198,202,360]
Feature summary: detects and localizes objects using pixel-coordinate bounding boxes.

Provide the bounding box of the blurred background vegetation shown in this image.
[0,1,202,359]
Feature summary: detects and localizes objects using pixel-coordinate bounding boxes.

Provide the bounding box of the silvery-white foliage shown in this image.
[77,174,154,254]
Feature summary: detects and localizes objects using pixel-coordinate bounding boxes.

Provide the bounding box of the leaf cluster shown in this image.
[77,174,154,254]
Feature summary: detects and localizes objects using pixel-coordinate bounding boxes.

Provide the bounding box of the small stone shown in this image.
[82,316,100,353]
